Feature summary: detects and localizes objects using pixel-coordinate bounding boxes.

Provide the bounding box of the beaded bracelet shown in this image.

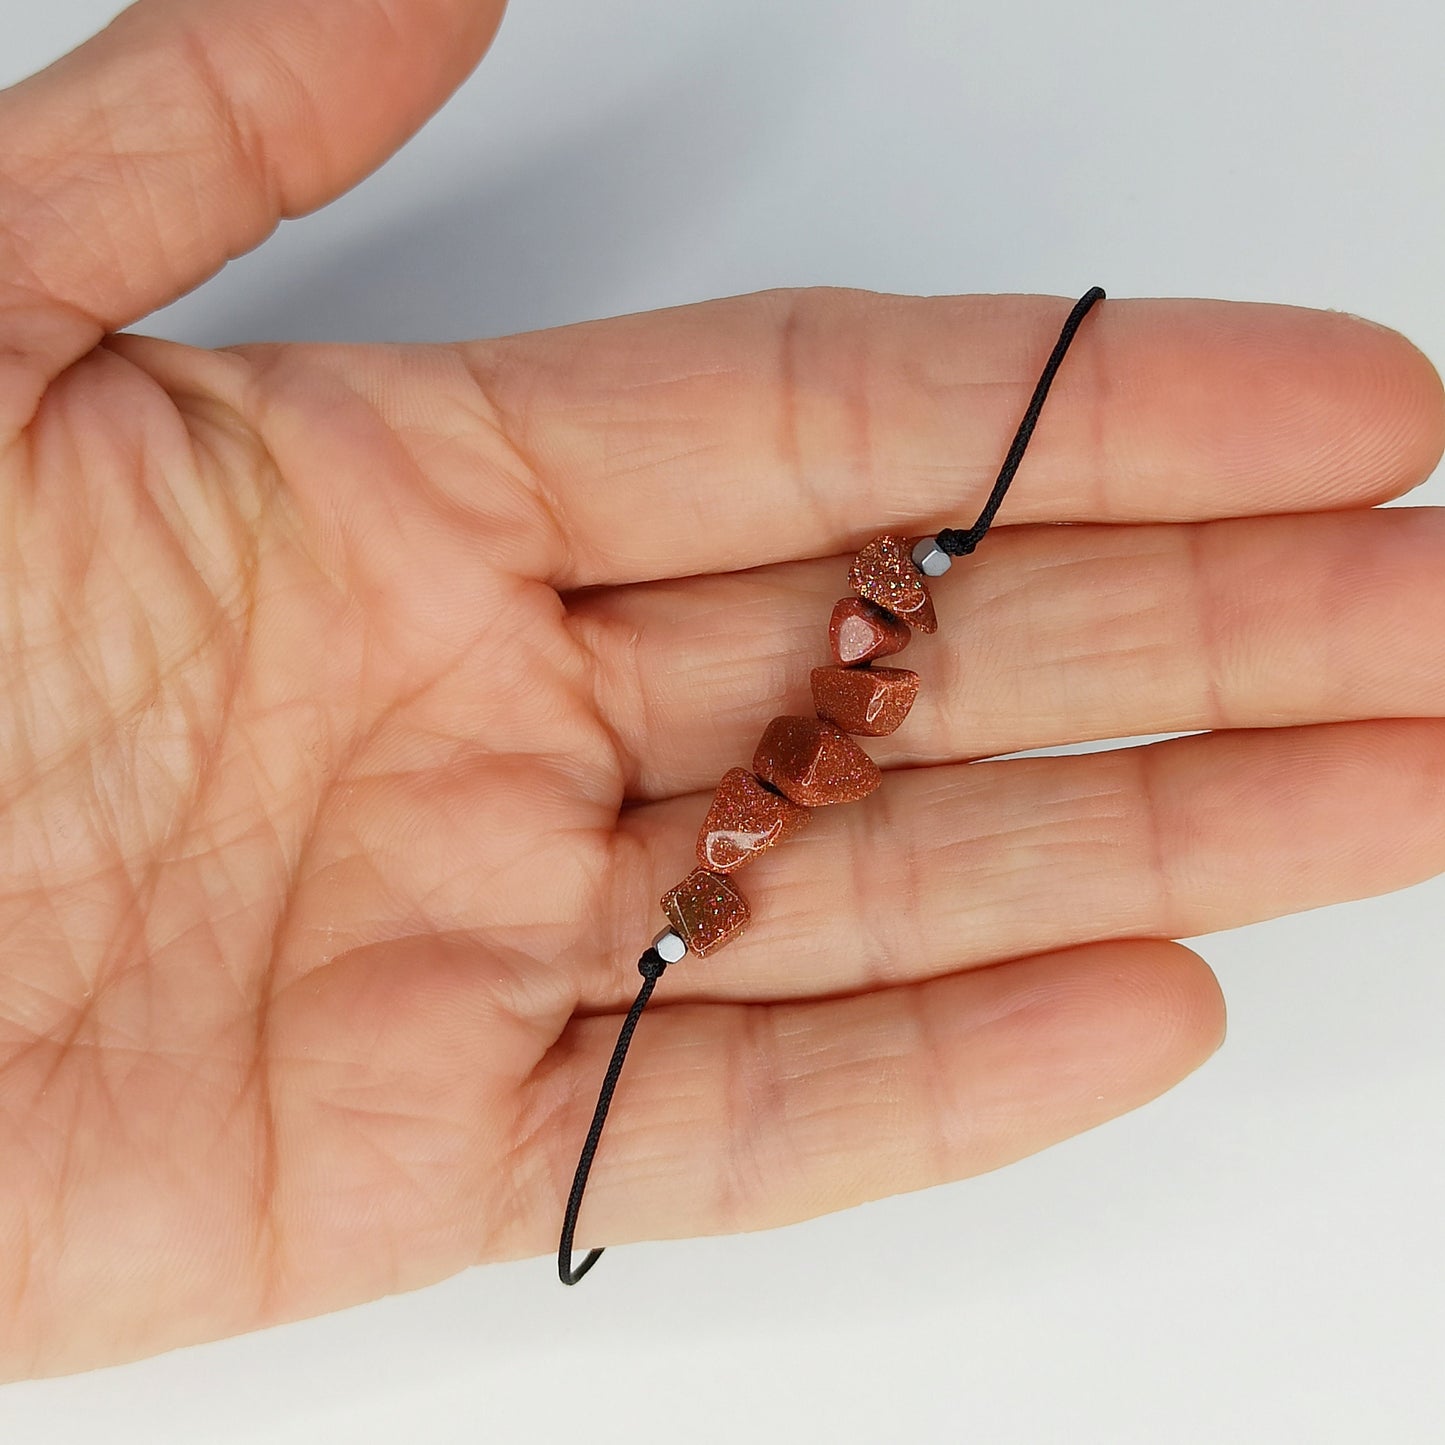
[558,285,1107,1284]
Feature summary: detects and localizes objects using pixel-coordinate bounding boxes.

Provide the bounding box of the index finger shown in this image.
[454,290,1444,589]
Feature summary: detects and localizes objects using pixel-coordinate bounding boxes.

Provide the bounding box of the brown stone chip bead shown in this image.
[661,867,750,957]
[828,597,912,667]
[696,767,810,873]
[753,715,882,806]
[848,534,937,633]
[811,664,919,737]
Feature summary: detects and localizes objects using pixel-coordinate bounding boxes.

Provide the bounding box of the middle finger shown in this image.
[568,505,1445,800]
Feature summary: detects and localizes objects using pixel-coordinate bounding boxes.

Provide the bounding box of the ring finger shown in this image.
[582,715,1445,1010]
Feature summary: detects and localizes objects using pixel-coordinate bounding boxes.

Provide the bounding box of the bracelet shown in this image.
[558,285,1107,1284]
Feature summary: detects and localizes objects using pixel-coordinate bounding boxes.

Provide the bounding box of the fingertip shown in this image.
[1116,937,1227,1069]
[1089,299,1444,521]
[1154,939,1229,1060]
[1002,939,1228,1113]
[1335,312,1445,502]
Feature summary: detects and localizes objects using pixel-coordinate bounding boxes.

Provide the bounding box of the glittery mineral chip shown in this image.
[753,715,882,806]
[660,867,751,957]
[828,597,912,666]
[847,534,938,633]
[811,665,919,737]
[696,767,810,873]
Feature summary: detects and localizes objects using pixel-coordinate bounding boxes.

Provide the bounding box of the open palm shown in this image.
[3,0,1443,1379]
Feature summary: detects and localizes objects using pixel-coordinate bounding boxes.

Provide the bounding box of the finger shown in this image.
[509,939,1222,1258]
[589,718,1445,1010]
[0,0,507,402]
[458,290,1444,587]
[570,506,1445,799]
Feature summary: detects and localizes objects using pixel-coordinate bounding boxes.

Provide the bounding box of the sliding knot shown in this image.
[637,947,667,981]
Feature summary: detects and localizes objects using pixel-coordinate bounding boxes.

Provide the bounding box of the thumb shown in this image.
[0,0,507,410]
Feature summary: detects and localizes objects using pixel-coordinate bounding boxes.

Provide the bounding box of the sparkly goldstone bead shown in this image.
[828,597,912,667]
[660,867,750,957]
[696,767,810,873]
[811,664,919,737]
[753,715,882,806]
[848,534,938,633]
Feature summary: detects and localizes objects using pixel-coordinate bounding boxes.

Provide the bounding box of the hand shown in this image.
[2,0,1442,1379]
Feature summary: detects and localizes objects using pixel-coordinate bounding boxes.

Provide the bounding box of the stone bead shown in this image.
[848,534,938,633]
[811,665,919,737]
[753,715,882,806]
[696,767,810,873]
[828,597,912,667]
[660,868,750,957]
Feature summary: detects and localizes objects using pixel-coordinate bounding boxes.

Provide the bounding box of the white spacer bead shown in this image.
[911,537,953,577]
[652,927,688,964]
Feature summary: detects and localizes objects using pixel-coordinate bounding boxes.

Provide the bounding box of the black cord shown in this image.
[558,947,669,1284]
[557,285,1106,1286]
[936,285,1105,557]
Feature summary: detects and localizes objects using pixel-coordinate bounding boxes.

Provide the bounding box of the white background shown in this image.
[3,1,1444,1441]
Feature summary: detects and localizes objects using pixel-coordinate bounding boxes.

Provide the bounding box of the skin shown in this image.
[0,0,1442,1381]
